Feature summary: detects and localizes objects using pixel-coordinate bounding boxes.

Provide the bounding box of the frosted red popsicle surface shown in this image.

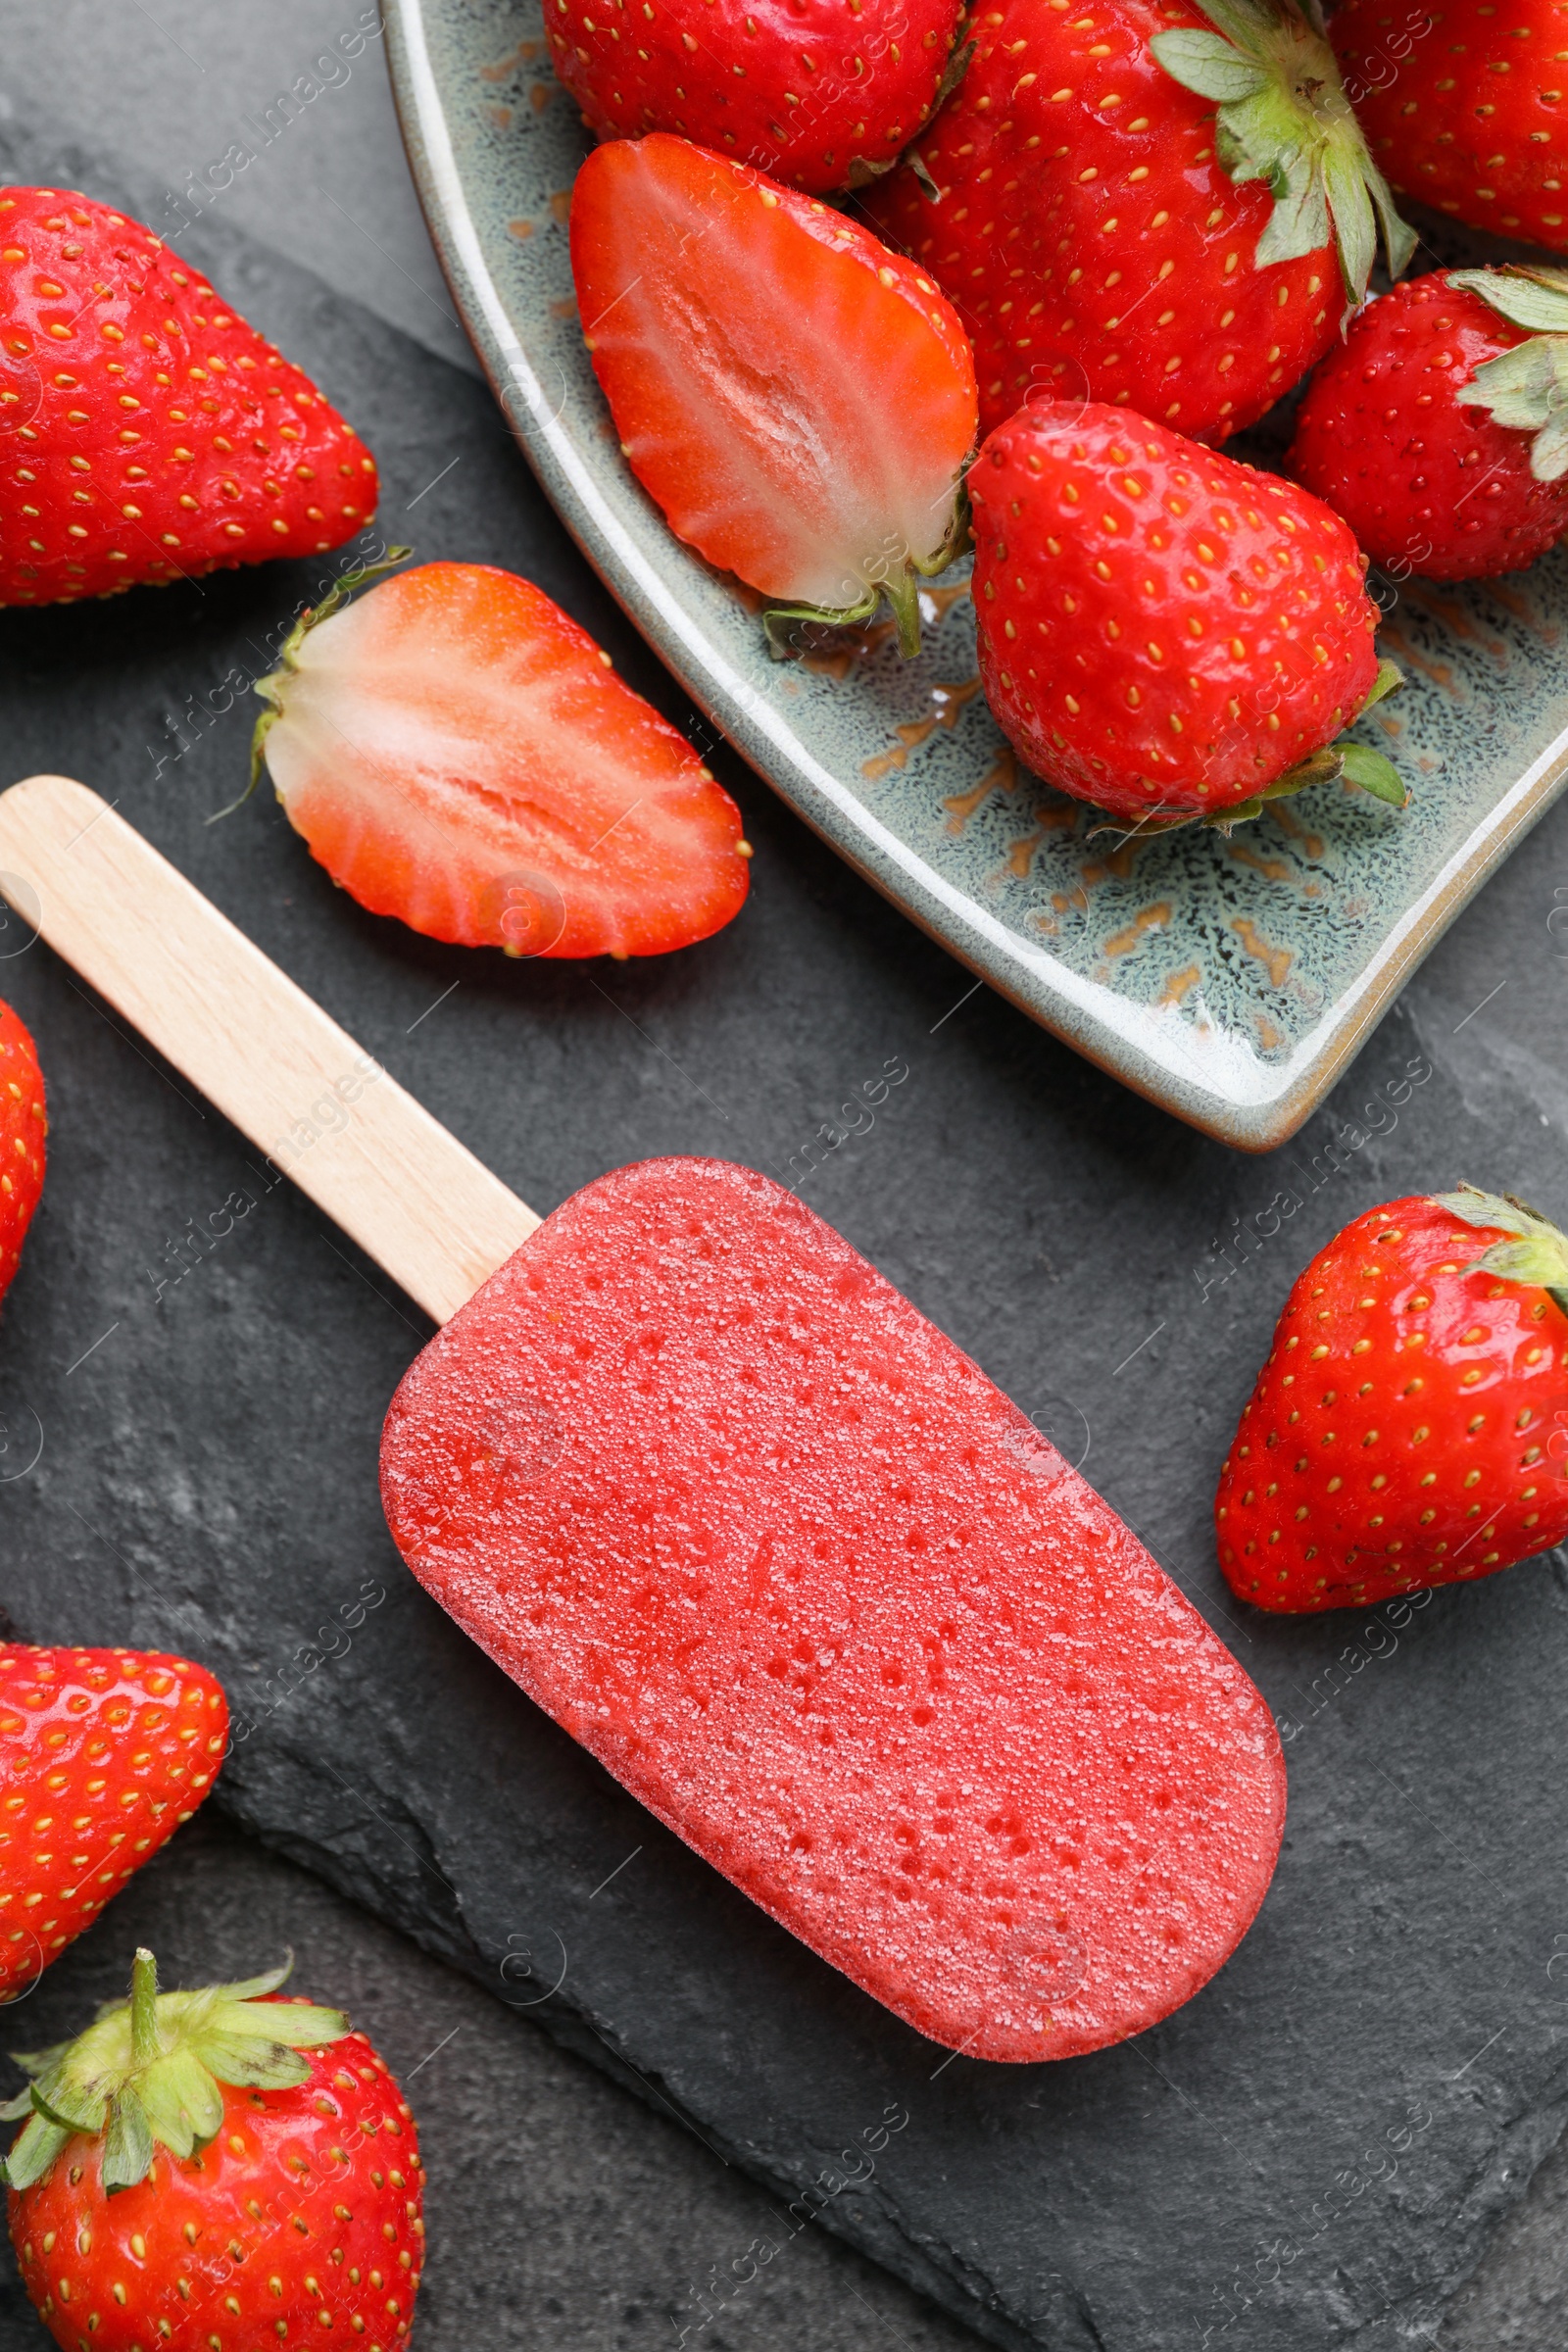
[380,1160,1286,2061]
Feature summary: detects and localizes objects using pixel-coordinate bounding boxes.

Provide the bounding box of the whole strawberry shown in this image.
[0,187,378,609]
[1217,1189,1568,1614]
[969,404,1405,827]
[0,1647,226,2000]
[1291,268,1568,582]
[4,1950,423,2351]
[550,0,964,194]
[0,999,45,1307]
[1332,0,1568,255]
[865,0,1415,441]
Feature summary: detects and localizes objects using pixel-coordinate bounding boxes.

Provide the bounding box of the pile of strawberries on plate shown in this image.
[558,0,1568,834]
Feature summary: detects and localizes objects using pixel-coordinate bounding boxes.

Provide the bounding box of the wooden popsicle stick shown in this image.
[0,775,540,1326]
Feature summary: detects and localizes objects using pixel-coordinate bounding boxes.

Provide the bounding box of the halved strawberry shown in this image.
[251,559,752,959]
[568,134,977,654]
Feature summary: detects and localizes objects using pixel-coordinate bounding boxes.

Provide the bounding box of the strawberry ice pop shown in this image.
[0,778,1286,2064]
[381,1159,1285,2061]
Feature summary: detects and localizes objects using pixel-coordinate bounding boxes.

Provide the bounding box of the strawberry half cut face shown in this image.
[252,560,752,960]
[569,135,978,655]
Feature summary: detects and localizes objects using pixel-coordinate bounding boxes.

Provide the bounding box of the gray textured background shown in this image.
[2,7,1568,2347]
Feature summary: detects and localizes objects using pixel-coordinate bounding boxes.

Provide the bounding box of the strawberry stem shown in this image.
[763,484,969,661]
[883,566,923,661]
[762,585,881,660]
[129,1947,160,2069]
[1089,660,1407,840]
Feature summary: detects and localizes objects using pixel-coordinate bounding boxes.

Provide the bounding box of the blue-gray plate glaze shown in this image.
[384,0,1568,1150]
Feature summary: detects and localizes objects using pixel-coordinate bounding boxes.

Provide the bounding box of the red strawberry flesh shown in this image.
[380,1156,1286,2062]
[568,134,976,632]
[258,561,751,958]
[0,187,377,608]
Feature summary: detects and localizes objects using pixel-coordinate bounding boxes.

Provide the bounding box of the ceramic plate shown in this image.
[385,0,1568,1150]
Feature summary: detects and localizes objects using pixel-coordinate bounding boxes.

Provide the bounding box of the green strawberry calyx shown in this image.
[1099,658,1406,840]
[1151,0,1417,303]
[1449,267,1568,484]
[217,545,414,820]
[1433,1185,1568,1320]
[0,1948,348,2196]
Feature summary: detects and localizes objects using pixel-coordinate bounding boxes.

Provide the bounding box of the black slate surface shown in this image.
[4,119,1568,2352]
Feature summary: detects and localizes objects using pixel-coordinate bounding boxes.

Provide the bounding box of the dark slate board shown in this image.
[4,119,1568,2352]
